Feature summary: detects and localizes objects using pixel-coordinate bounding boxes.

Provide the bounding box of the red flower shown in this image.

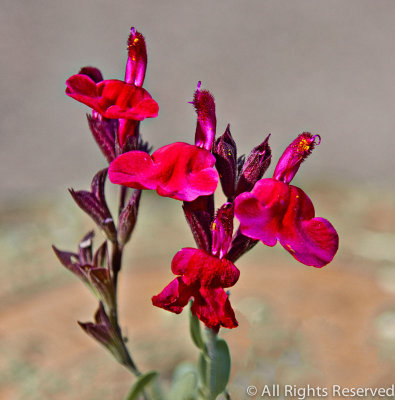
[108,142,218,201]
[152,248,239,329]
[65,76,158,121]
[153,203,238,329]
[235,133,339,268]
[65,28,158,148]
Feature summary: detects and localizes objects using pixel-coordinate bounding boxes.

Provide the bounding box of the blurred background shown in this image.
[1,0,395,399]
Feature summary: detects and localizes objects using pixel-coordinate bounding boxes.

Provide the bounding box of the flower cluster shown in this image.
[105,80,339,329]
[57,26,341,400]
[60,27,339,337]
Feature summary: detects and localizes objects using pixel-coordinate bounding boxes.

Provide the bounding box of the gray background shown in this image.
[1,0,395,201]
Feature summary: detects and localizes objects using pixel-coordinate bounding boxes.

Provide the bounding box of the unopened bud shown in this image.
[235,134,271,195]
[192,82,216,151]
[117,189,141,246]
[214,125,237,200]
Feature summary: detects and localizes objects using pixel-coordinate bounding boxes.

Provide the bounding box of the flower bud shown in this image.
[235,134,271,195]
[273,132,320,184]
[125,27,147,87]
[117,189,141,246]
[192,82,216,151]
[213,125,237,200]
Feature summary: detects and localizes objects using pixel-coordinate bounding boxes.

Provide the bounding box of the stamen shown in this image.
[312,134,321,145]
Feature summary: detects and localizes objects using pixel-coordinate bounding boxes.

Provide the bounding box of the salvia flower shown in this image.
[109,141,218,202]
[65,76,158,125]
[65,28,158,148]
[152,203,239,329]
[235,133,339,268]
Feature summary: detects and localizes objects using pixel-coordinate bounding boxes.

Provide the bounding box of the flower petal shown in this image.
[105,98,159,120]
[192,287,238,329]
[66,74,100,109]
[235,178,338,267]
[109,142,218,201]
[66,77,158,120]
[171,248,240,288]
[152,277,193,314]
[235,178,289,246]
[108,150,158,190]
[153,142,218,201]
[278,186,339,267]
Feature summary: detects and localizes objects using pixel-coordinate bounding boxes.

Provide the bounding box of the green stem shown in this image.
[109,240,142,376]
[205,327,219,400]
[107,187,151,400]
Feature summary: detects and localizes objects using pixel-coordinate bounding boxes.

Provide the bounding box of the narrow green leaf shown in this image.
[189,305,205,351]
[124,371,158,400]
[211,338,231,398]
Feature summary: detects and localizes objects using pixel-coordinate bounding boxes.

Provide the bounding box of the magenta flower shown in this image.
[153,203,239,329]
[235,133,339,268]
[65,77,158,121]
[65,28,159,147]
[108,142,218,201]
[152,249,239,329]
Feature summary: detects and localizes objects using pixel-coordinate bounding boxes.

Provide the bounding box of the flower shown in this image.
[65,76,158,122]
[109,141,218,201]
[234,133,339,268]
[152,248,239,329]
[65,28,159,148]
[152,203,239,329]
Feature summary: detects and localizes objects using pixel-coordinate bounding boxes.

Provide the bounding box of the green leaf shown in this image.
[211,338,231,398]
[189,305,206,351]
[124,371,158,400]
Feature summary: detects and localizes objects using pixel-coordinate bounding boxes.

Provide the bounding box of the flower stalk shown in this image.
[58,25,339,400]
[205,327,219,400]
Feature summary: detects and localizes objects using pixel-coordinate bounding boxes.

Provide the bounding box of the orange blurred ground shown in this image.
[1,184,395,400]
